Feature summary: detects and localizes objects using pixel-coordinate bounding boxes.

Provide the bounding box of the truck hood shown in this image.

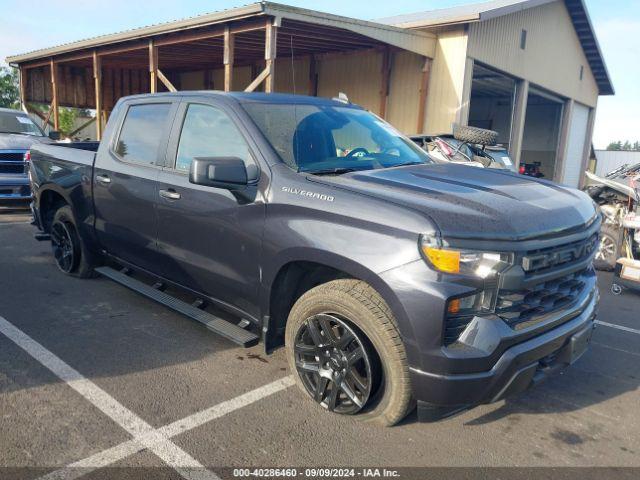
[311,163,597,241]
[0,133,51,150]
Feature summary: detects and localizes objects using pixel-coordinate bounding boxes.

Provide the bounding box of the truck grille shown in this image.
[496,269,592,329]
[0,151,27,174]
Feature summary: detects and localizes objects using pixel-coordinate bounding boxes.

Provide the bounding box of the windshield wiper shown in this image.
[393,161,426,168]
[303,167,359,176]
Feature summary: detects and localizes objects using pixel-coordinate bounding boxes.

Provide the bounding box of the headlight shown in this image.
[420,234,513,278]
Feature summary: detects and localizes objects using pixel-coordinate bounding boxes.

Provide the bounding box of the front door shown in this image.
[93,100,178,274]
[155,100,265,320]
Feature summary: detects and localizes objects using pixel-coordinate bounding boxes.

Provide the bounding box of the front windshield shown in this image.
[242,103,433,174]
[0,111,44,136]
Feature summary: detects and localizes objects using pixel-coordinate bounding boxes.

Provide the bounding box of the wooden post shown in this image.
[578,103,597,188]
[19,67,28,113]
[379,48,392,119]
[149,39,158,93]
[224,26,235,92]
[50,59,60,131]
[264,19,277,93]
[308,55,318,97]
[93,51,103,140]
[416,58,432,134]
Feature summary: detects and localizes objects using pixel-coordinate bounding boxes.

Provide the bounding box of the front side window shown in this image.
[242,103,433,174]
[175,104,254,173]
[115,103,172,165]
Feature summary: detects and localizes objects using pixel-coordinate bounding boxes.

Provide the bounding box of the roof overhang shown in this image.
[379,0,614,96]
[6,1,436,66]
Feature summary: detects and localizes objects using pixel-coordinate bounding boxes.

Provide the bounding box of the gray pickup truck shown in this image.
[29,92,600,426]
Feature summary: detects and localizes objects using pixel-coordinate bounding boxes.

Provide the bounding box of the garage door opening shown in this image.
[520,89,563,180]
[468,64,516,147]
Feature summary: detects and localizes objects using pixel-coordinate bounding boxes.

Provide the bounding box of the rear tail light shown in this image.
[518,165,525,175]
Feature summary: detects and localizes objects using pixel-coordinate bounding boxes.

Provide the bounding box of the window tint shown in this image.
[115,103,172,165]
[175,104,253,173]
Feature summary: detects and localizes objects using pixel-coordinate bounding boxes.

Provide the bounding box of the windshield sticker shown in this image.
[17,116,35,125]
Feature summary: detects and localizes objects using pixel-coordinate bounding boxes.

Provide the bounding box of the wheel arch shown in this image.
[262,249,414,353]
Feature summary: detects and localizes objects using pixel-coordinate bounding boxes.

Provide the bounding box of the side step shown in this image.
[95,266,259,347]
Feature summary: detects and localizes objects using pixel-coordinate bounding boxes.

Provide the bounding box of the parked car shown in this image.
[30,92,600,426]
[0,107,55,207]
[519,162,545,178]
[410,127,517,172]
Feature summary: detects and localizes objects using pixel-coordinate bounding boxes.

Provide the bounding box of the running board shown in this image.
[95,267,259,347]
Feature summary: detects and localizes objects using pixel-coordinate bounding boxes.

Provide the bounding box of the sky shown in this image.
[0,0,637,148]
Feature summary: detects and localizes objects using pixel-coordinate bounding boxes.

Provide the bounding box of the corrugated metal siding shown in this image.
[317,49,382,114]
[467,1,599,107]
[275,57,311,95]
[594,151,640,177]
[423,26,469,134]
[387,51,424,134]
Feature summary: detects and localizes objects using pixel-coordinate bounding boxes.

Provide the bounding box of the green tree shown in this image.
[607,141,623,151]
[59,107,78,137]
[0,66,20,109]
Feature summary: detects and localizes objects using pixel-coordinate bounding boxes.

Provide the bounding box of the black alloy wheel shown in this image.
[294,313,374,414]
[51,221,78,274]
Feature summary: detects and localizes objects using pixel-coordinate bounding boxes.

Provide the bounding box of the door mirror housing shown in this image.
[189,157,255,189]
[48,130,61,141]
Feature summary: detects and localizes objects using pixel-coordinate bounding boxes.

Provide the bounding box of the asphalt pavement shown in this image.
[0,208,639,480]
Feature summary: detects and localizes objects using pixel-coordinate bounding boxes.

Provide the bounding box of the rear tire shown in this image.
[453,125,498,146]
[50,206,98,278]
[594,224,621,271]
[285,279,413,427]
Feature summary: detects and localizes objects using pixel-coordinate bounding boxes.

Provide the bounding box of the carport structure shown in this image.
[6,2,436,139]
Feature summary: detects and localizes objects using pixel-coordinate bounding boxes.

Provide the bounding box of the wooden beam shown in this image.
[509,79,530,170]
[224,26,235,92]
[379,48,392,119]
[19,67,28,112]
[50,59,60,131]
[149,40,158,93]
[308,54,317,96]
[244,65,271,92]
[416,58,432,134]
[41,101,54,130]
[67,116,96,138]
[93,51,103,140]
[264,20,277,93]
[157,69,177,92]
[27,104,54,129]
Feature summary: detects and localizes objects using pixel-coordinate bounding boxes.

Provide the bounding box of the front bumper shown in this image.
[0,174,31,204]
[410,289,597,410]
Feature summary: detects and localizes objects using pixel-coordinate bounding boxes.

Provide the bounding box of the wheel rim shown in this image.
[595,235,616,262]
[51,222,76,273]
[294,313,373,415]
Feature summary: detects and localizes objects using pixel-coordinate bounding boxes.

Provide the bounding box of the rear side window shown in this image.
[115,103,172,165]
[175,104,254,173]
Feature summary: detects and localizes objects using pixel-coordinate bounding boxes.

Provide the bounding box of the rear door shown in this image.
[155,99,266,319]
[93,98,178,274]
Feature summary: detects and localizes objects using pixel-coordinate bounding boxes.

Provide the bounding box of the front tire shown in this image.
[285,279,413,426]
[50,206,98,278]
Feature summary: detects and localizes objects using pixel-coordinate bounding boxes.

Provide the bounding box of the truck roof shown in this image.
[117,91,361,108]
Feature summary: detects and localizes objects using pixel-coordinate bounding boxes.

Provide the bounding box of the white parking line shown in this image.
[596,320,640,335]
[41,376,296,480]
[0,316,218,480]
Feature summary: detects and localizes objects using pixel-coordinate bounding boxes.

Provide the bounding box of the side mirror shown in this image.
[48,131,61,141]
[189,157,256,189]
